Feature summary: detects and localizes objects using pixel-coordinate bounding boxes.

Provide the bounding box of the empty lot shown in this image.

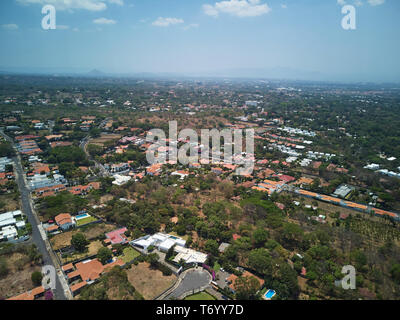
[126,262,177,300]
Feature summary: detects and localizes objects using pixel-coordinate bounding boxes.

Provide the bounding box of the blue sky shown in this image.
[0,0,399,82]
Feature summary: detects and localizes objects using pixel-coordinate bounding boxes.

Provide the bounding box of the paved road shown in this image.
[165,268,212,300]
[80,118,111,178]
[1,131,68,300]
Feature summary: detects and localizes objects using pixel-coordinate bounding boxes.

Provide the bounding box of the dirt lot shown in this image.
[0,193,19,212]
[88,134,122,147]
[100,194,114,204]
[50,223,116,250]
[126,262,177,300]
[0,252,41,299]
[60,240,103,264]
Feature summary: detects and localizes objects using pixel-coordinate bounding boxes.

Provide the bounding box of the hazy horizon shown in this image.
[1,0,399,83]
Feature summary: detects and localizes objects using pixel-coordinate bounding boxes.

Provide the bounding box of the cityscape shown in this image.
[0,0,399,313]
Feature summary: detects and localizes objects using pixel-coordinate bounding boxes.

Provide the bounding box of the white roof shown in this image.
[173,246,207,264]
[0,218,16,228]
[174,238,186,247]
[153,233,168,242]
[16,221,26,228]
[0,226,17,238]
[0,212,13,222]
[159,238,176,251]
[112,174,131,186]
[134,238,155,248]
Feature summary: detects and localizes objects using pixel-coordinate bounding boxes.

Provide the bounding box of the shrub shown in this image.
[31,271,43,286]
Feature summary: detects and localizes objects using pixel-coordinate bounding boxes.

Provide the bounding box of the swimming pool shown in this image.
[264,289,276,300]
[75,213,89,220]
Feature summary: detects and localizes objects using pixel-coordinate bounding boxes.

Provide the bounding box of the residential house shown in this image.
[55,213,75,231]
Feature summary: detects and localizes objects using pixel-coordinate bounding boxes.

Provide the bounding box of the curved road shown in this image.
[165,268,212,300]
[79,118,110,178]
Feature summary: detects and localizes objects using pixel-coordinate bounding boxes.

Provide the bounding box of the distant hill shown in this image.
[86,69,106,77]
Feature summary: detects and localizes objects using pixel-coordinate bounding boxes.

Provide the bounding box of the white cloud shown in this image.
[93,17,116,25]
[1,24,19,30]
[203,0,271,18]
[183,23,200,30]
[108,0,123,5]
[281,4,287,9]
[367,0,384,6]
[57,25,70,30]
[152,17,184,27]
[203,4,219,17]
[337,0,384,6]
[15,0,123,12]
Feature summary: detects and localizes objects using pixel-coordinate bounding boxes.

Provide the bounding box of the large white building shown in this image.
[130,233,209,265]
[131,233,186,253]
[0,210,25,242]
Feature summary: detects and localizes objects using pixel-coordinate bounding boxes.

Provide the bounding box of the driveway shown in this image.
[166,268,212,299]
[216,270,232,290]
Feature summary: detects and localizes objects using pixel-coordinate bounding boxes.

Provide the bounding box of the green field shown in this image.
[184,292,216,300]
[121,247,140,263]
[76,216,98,227]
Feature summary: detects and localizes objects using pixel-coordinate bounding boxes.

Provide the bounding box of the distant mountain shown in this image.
[86,69,106,77]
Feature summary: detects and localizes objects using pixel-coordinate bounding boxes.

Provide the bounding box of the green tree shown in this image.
[252,228,269,247]
[166,244,176,260]
[31,271,43,286]
[204,239,219,256]
[234,275,261,300]
[71,233,89,252]
[147,253,159,268]
[390,264,400,284]
[248,248,272,275]
[97,247,113,264]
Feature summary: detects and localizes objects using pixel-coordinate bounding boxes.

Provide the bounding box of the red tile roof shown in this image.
[55,213,72,226]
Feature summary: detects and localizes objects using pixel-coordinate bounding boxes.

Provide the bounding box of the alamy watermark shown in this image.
[145,121,255,176]
[341,5,356,30]
[41,5,56,30]
[335,265,356,290]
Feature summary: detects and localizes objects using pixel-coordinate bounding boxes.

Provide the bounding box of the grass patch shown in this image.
[76,216,98,227]
[213,261,221,272]
[120,247,140,263]
[184,292,216,300]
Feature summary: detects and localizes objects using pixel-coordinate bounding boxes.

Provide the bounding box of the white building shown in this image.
[173,246,208,265]
[364,163,380,170]
[286,156,298,163]
[0,226,18,241]
[300,158,312,167]
[112,174,131,186]
[130,233,186,253]
[171,171,189,180]
[0,210,24,242]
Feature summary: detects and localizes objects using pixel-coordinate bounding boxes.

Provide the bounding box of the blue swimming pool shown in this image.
[264,289,276,299]
[76,213,89,220]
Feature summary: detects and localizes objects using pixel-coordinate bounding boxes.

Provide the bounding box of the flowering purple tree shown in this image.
[44,290,54,300]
